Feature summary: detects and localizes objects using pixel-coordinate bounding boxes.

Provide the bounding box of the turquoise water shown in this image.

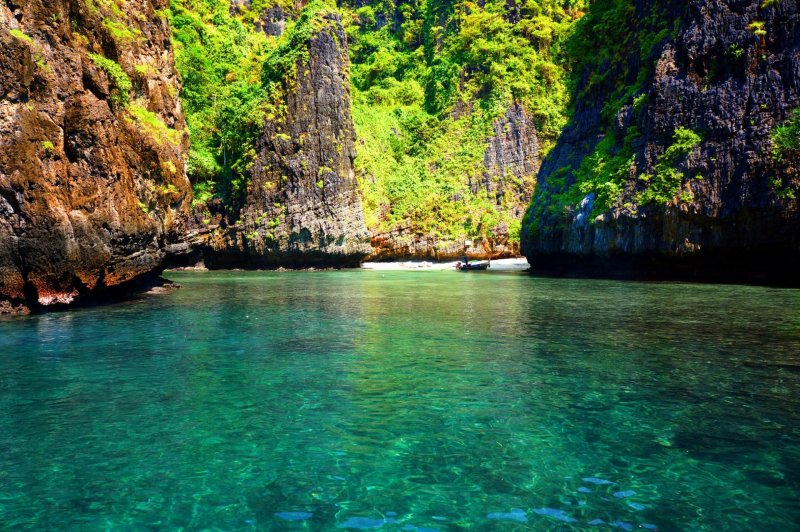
[1,271,799,530]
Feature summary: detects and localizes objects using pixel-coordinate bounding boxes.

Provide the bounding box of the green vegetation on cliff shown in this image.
[344,0,584,244]
[637,127,702,205]
[89,53,133,107]
[169,0,272,202]
[168,0,586,248]
[346,0,582,137]
[771,108,800,199]
[773,108,800,160]
[169,0,347,205]
[524,0,683,230]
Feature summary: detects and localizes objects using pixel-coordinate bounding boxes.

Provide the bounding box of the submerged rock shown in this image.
[532,507,577,523]
[486,508,528,523]
[582,477,617,486]
[275,511,313,521]
[338,516,394,529]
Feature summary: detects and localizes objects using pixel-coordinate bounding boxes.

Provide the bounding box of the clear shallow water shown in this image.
[1,271,799,531]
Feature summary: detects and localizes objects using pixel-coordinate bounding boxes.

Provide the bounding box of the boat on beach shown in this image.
[456,261,490,271]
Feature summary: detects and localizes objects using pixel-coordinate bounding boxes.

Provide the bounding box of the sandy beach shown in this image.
[361,257,530,271]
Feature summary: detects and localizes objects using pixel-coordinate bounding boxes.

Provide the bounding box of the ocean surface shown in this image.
[1,270,799,530]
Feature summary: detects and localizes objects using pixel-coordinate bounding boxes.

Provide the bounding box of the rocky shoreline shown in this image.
[527,249,800,287]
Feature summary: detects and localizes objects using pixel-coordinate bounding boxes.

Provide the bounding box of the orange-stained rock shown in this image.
[0,0,191,313]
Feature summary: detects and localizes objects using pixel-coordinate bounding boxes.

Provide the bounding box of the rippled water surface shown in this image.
[1,270,799,530]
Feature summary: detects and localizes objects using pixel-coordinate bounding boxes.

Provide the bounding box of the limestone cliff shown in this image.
[477,102,540,254]
[202,8,371,268]
[368,103,540,261]
[522,0,800,283]
[481,103,540,207]
[0,0,191,313]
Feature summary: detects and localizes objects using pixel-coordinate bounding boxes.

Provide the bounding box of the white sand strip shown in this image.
[361,257,529,271]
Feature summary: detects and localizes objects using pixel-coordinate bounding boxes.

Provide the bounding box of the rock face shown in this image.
[369,103,539,261]
[522,0,800,284]
[256,5,289,37]
[204,10,371,268]
[368,225,520,262]
[480,102,539,224]
[0,0,191,313]
[481,103,540,203]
